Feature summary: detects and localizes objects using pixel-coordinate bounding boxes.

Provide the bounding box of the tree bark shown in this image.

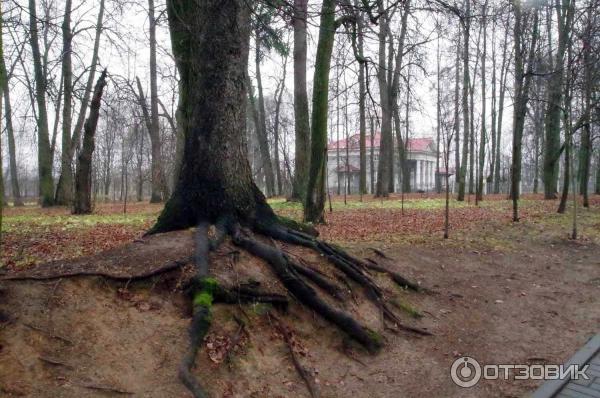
[291,0,310,202]
[55,0,105,204]
[151,0,275,231]
[488,19,496,194]
[254,35,276,198]
[494,24,510,194]
[511,1,539,221]
[273,55,288,196]
[55,0,73,205]
[454,34,460,194]
[578,6,593,208]
[73,70,108,214]
[304,0,338,223]
[0,2,5,216]
[476,2,487,203]
[149,0,169,202]
[29,0,54,206]
[457,0,470,202]
[1,59,23,206]
[543,0,574,199]
[357,10,367,196]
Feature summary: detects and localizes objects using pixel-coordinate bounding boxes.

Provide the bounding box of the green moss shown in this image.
[276,215,318,236]
[391,297,423,319]
[200,277,219,293]
[365,328,383,348]
[193,291,214,308]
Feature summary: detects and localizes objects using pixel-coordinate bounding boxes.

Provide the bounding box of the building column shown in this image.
[415,160,421,190]
[420,160,424,190]
[430,161,434,190]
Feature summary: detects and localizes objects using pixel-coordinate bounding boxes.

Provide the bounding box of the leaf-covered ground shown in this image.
[2,194,599,269]
[1,194,599,397]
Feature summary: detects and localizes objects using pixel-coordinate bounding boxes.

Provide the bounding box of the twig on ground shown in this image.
[23,322,74,345]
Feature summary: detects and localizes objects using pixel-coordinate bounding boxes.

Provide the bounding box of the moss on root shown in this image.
[276,215,319,237]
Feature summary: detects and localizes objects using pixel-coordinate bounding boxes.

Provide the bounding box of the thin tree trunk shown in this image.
[457,0,470,202]
[55,0,105,203]
[73,70,108,214]
[578,6,593,208]
[436,32,441,194]
[494,24,510,194]
[488,19,496,194]
[595,150,600,195]
[543,0,574,199]
[273,55,288,196]
[454,35,460,194]
[357,10,367,196]
[149,0,169,202]
[136,121,144,201]
[0,2,5,218]
[477,2,487,202]
[370,113,375,194]
[511,1,539,221]
[255,35,275,198]
[2,64,23,206]
[304,0,339,223]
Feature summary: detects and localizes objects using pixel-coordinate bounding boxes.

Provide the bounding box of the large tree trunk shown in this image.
[304,0,338,223]
[150,7,425,397]
[73,70,108,214]
[151,0,271,231]
[55,0,73,205]
[29,0,54,206]
[375,7,393,198]
[55,0,105,205]
[291,0,310,202]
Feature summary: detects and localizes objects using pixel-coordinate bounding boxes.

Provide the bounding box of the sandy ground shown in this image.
[0,217,599,397]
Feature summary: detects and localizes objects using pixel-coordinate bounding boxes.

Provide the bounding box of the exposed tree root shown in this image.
[289,261,345,301]
[3,214,431,398]
[273,315,321,398]
[364,258,425,292]
[256,223,431,336]
[231,224,383,353]
[0,257,193,282]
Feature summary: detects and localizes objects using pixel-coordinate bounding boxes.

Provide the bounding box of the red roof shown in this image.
[328,133,433,152]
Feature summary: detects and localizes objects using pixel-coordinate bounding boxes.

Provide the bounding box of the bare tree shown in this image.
[73,70,108,214]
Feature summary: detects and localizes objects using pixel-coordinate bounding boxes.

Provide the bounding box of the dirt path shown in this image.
[0,219,598,397]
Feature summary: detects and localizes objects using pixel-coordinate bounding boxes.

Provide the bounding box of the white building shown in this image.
[327,133,454,193]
